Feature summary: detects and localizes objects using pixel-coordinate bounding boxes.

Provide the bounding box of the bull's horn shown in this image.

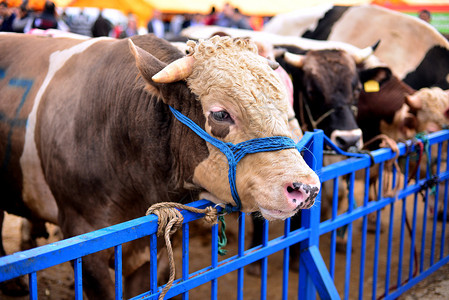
[284,52,305,68]
[273,48,286,59]
[405,93,423,110]
[267,59,279,70]
[372,40,381,51]
[353,40,381,64]
[152,55,195,83]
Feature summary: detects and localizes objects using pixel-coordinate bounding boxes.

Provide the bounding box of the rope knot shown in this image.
[145,202,221,300]
[202,206,219,225]
[146,203,184,237]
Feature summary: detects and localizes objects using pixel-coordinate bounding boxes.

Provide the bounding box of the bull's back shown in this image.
[0,34,85,217]
[0,33,182,222]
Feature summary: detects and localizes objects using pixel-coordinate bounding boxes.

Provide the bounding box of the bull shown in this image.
[0,33,320,298]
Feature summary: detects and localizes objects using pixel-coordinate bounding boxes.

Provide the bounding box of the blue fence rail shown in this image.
[0,129,448,299]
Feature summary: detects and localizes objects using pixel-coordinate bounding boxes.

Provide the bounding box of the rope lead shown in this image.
[145,202,220,300]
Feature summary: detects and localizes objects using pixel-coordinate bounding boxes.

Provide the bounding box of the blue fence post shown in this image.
[299,129,323,299]
[299,129,340,300]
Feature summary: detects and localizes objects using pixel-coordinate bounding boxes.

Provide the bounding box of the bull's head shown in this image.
[129,36,320,220]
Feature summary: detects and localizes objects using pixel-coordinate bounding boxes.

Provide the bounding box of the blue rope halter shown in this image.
[169,106,301,213]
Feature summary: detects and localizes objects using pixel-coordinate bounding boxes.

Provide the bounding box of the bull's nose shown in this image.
[331,129,363,151]
[336,135,361,151]
[285,181,320,210]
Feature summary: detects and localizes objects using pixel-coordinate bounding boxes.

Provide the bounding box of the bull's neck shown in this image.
[104,93,205,204]
[167,99,209,195]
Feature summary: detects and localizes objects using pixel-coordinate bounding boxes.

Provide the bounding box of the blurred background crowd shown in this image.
[1,0,447,40]
[0,0,270,39]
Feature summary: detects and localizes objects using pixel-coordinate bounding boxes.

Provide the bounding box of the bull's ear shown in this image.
[128,39,194,107]
[128,39,166,85]
[359,67,391,84]
[129,39,194,83]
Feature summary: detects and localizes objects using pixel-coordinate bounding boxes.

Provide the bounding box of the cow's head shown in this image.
[358,69,418,144]
[406,87,449,133]
[129,36,320,220]
[277,47,366,151]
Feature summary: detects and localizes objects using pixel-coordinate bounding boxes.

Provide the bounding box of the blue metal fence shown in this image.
[0,129,448,299]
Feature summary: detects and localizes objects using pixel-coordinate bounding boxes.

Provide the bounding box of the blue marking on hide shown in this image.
[0,75,34,171]
[9,78,33,117]
[0,112,27,127]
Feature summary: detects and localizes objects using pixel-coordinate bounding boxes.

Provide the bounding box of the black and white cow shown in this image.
[264,4,449,90]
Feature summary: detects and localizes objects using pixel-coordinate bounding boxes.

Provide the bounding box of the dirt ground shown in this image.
[1,177,448,300]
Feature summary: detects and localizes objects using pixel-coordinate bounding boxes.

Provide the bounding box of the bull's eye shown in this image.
[211,110,232,123]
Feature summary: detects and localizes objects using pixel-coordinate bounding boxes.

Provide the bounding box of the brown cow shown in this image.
[0,34,320,298]
[358,71,418,145]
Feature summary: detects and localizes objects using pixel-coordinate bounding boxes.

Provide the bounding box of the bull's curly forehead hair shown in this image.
[186,36,258,58]
[184,35,289,137]
[185,36,286,108]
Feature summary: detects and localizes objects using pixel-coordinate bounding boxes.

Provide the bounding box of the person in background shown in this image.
[69,8,92,37]
[169,14,184,37]
[249,15,264,31]
[189,13,204,27]
[231,7,252,30]
[181,13,192,29]
[0,1,16,32]
[111,21,123,38]
[147,9,165,38]
[119,13,138,38]
[12,3,31,33]
[91,9,112,37]
[215,2,234,27]
[60,9,71,27]
[26,1,58,31]
[203,6,218,26]
[418,9,431,23]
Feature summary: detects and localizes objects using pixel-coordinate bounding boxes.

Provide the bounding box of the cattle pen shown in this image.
[1,129,448,300]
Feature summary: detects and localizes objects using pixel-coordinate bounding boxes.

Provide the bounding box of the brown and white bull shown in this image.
[0,33,320,298]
